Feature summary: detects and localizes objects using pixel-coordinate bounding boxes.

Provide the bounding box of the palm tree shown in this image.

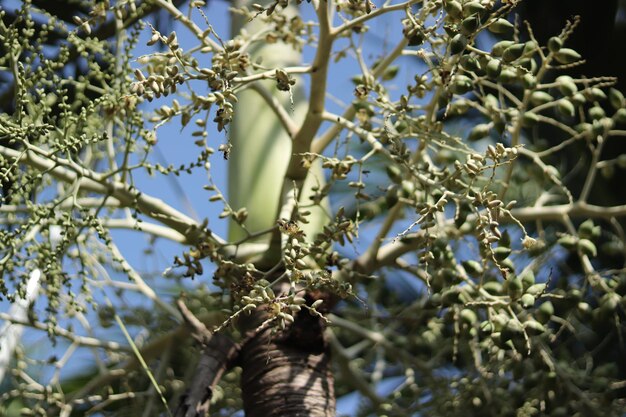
[2,1,626,416]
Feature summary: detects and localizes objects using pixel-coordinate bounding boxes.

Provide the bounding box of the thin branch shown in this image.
[176,299,212,340]
[480,79,523,108]
[499,42,554,200]
[173,300,239,417]
[351,200,626,275]
[329,314,429,372]
[330,0,421,38]
[285,0,333,181]
[535,113,579,137]
[0,144,221,246]
[248,83,299,138]
[312,37,408,154]
[327,331,383,407]
[232,66,311,85]
[152,0,221,51]
[509,201,626,222]
[66,310,226,403]
[0,312,129,351]
[103,218,187,243]
[579,136,606,203]
[320,111,385,153]
[517,147,574,204]
[108,240,182,321]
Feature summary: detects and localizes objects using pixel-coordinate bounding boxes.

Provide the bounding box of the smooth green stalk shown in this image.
[228,0,328,257]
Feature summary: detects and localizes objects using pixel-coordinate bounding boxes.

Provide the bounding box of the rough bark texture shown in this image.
[239,325,335,417]
[174,300,238,417]
[174,334,237,417]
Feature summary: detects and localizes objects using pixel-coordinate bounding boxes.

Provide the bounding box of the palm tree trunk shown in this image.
[228,1,335,414]
[239,325,335,417]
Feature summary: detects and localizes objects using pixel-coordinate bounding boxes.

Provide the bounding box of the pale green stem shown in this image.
[330,0,422,38]
[248,82,299,137]
[286,0,333,181]
[312,37,409,153]
[579,135,606,203]
[498,50,552,200]
[152,0,221,51]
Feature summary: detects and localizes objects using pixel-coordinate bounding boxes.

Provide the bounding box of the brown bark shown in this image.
[174,300,238,417]
[239,324,335,417]
[174,294,335,417]
[174,334,238,417]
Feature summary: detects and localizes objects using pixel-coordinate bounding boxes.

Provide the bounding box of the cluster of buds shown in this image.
[454,153,486,178]
[148,30,180,51]
[214,102,235,133]
[113,0,139,21]
[131,67,184,101]
[469,190,515,267]
[72,0,110,35]
[283,234,309,271]
[442,0,501,35]
[321,155,357,180]
[486,142,518,161]
[418,191,454,221]
[208,39,250,81]
[198,67,231,92]
[173,248,204,278]
[472,189,504,211]
[275,69,296,92]
[407,74,428,98]
[336,0,376,28]
[265,14,311,49]
[251,0,288,17]
[238,283,308,331]
[402,19,425,46]
[310,208,355,253]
